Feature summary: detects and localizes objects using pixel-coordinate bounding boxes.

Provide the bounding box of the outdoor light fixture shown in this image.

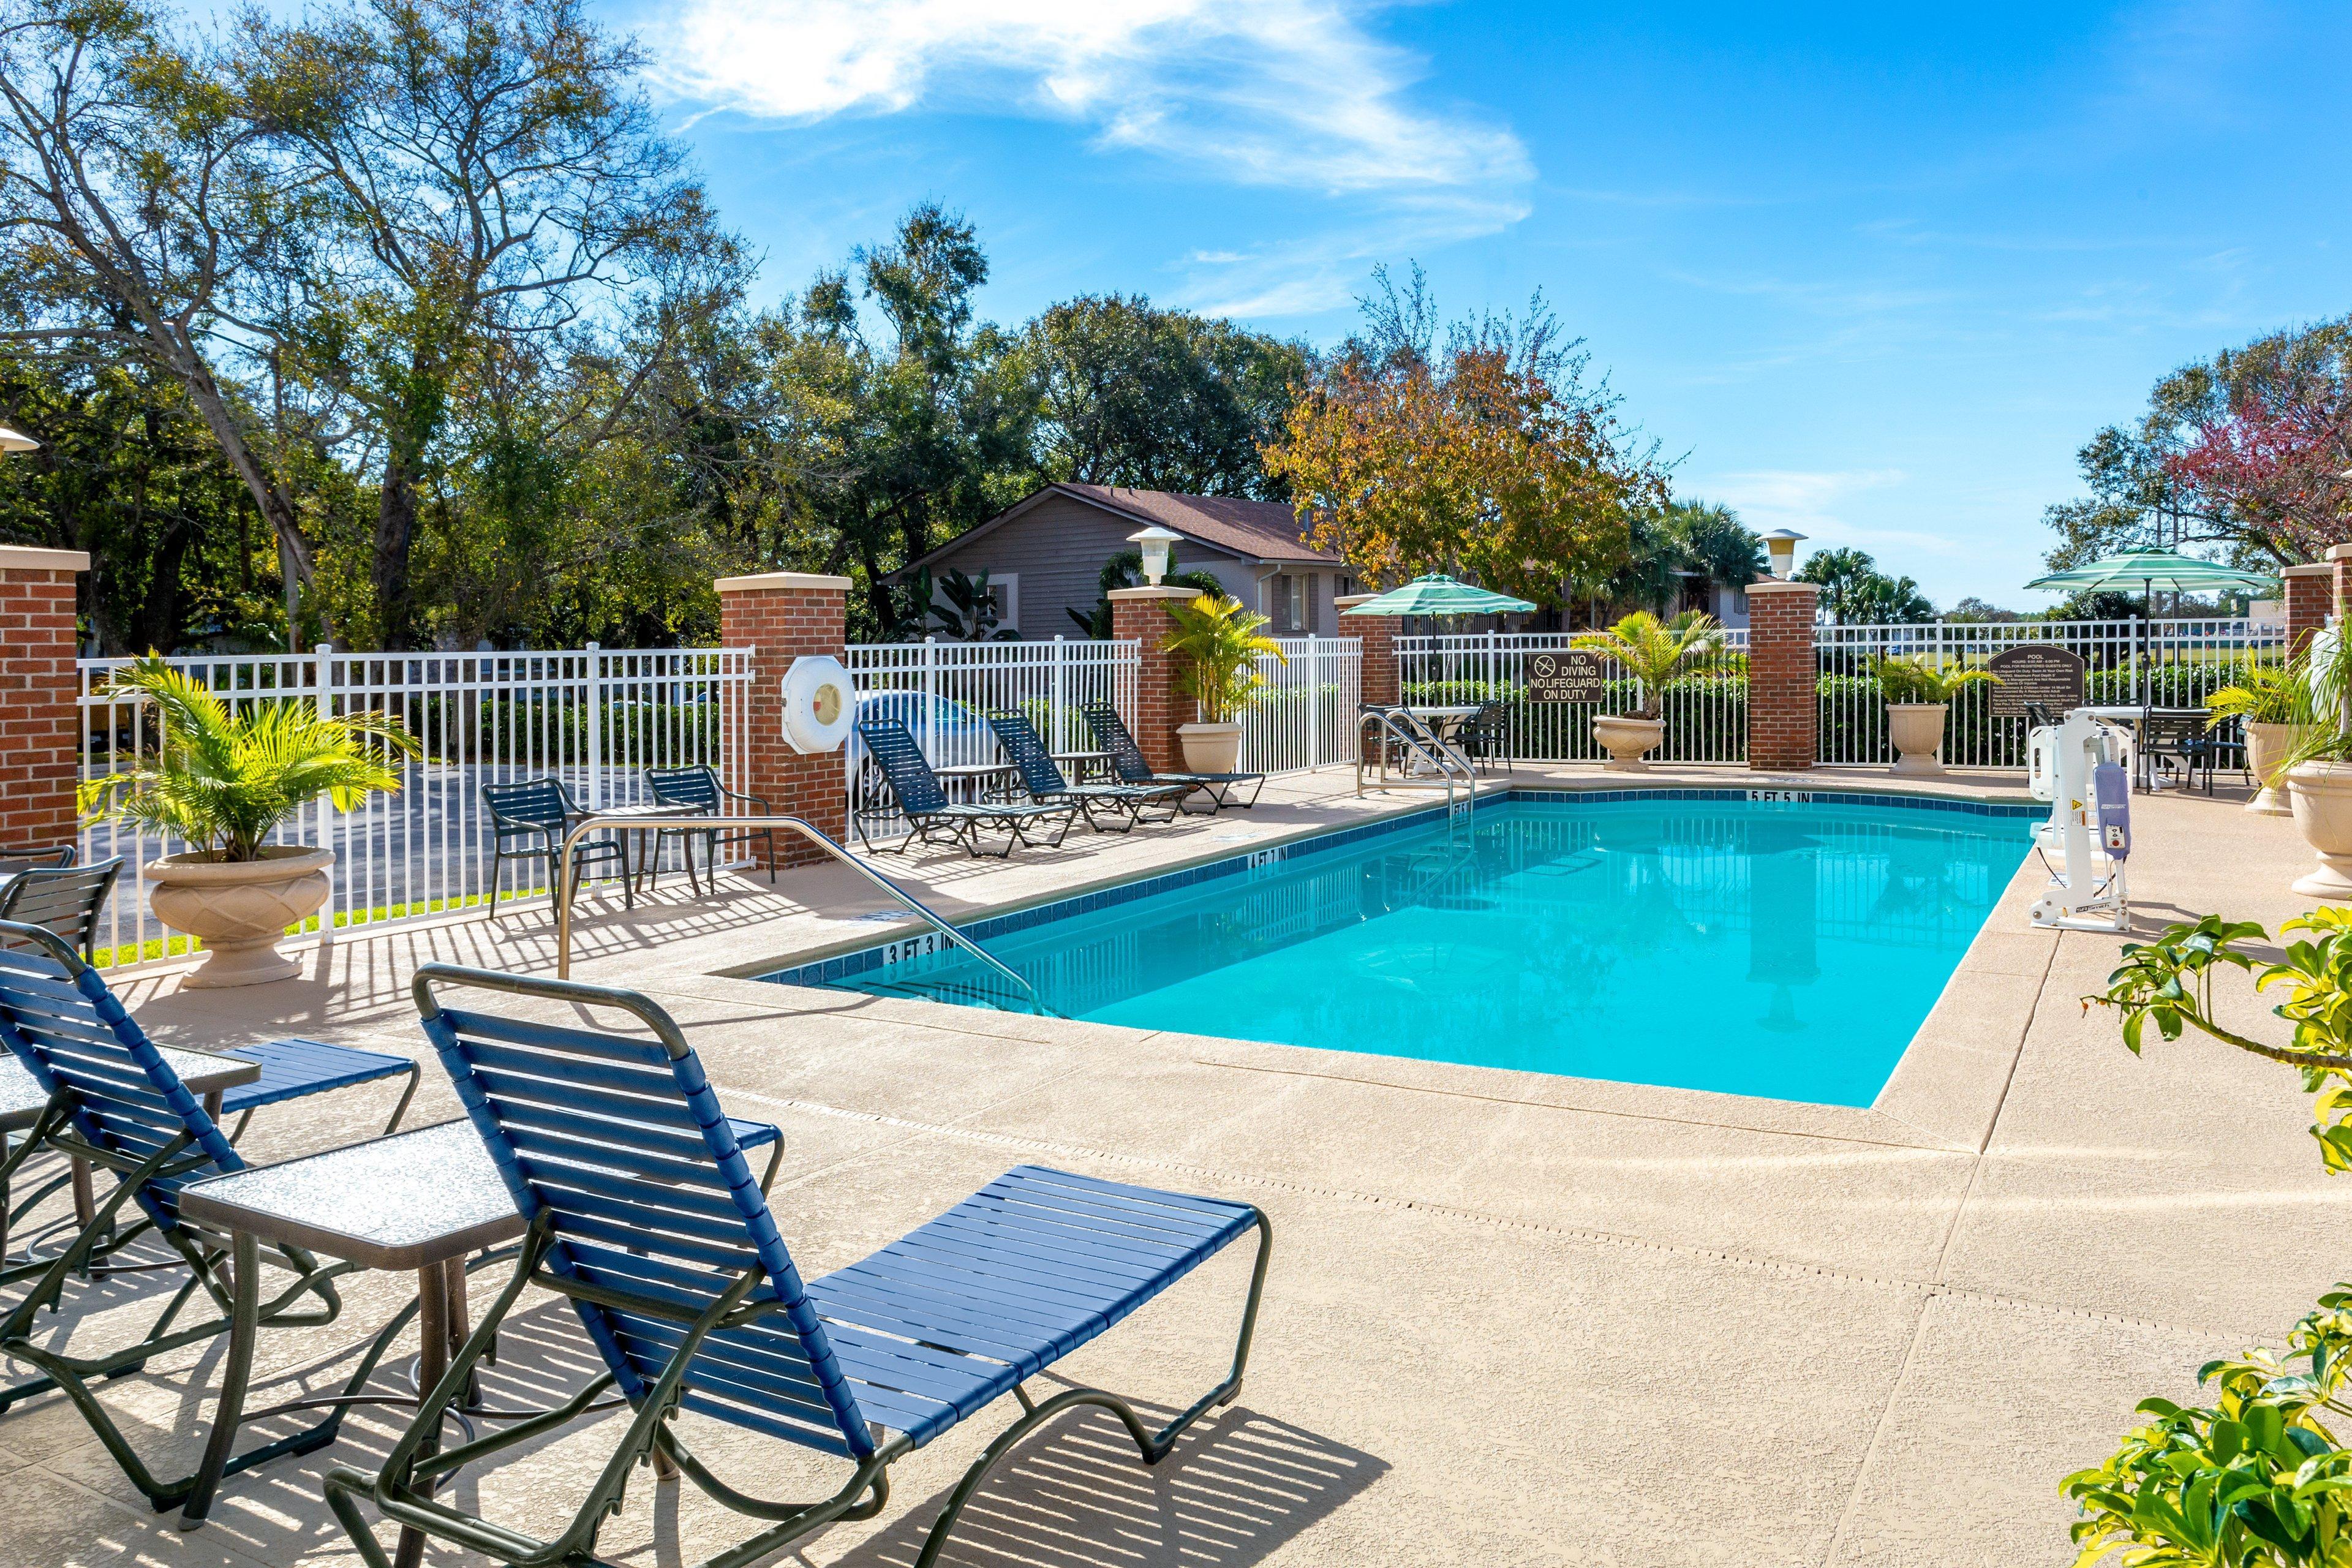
[1762,529,1806,580]
[1129,525,1182,586]
[0,425,39,454]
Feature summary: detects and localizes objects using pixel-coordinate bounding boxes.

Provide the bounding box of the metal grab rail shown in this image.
[1354,707,1477,821]
[550,813,1057,1016]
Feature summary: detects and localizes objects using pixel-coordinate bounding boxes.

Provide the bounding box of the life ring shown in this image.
[780,655,854,754]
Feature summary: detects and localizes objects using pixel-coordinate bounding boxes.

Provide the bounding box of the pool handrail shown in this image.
[550,813,1058,1015]
[1355,706,1476,821]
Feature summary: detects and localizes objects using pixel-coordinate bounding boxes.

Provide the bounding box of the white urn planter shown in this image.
[2245,723,2310,816]
[1177,721,1243,774]
[145,846,334,989]
[1886,703,1949,776]
[1592,714,1666,772]
[2287,762,2352,900]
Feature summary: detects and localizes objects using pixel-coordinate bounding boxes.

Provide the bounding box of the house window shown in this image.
[934,570,1017,636]
[1281,575,1305,634]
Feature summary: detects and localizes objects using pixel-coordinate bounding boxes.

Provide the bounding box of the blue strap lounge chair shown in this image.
[325,965,1272,1568]
[984,709,1185,834]
[0,921,426,1515]
[854,718,1077,857]
[1082,702,1265,813]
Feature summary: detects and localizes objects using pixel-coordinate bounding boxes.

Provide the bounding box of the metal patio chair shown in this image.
[984,709,1185,833]
[2138,708,2221,793]
[643,765,778,894]
[0,857,122,963]
[853,719,1076,857]
[1081,702,1265,813]
[1454,700,1513,775]
[0,922,423,1510]
[481,777,631,918]
[323,965,1272,1568]
[0,844,74,874]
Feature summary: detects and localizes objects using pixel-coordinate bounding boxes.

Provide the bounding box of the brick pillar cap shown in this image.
[1107,586,1205,601]
[715,570,852,593]
[0,545,89,573]
[2285,562,2335,578]
[1746,578,1820,595]
[1333,594,1393,612]
[2327,545,2352,562]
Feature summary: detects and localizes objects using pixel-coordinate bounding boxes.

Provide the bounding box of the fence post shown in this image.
[314,643,337,937]
[1051,635,1067,752]
[922,636,938,761]
[584,642,603,809]
[1307,638,1323,766]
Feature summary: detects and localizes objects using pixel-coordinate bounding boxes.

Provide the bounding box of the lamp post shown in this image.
[1128,526,1182,586]
[1762,528,1806,581]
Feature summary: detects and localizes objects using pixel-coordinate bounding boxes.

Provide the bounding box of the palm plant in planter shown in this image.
[1570,610,1724,771]
[1866,655,1999,776]
[80,658,418,988]
[2209,662,2313,817]
[1161,594,1286,774]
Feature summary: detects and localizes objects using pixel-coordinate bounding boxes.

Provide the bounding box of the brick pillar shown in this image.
[0,546,88,852]
[2285,562,2333,660]
[2330,543,2352,623]
[717,570,850,868]
[1333,595,1400,705]
[1109,586,1199,774]
[1746,579,1820,772]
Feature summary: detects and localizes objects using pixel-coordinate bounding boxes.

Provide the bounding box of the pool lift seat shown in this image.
[2026,707,2132,932]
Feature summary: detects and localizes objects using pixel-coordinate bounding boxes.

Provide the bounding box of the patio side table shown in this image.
[175,1120,523,1559]
[933,762,1020,804]
[1053,750,1114,785]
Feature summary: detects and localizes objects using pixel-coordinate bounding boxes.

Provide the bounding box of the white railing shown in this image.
[1398,630,1752,763]
[78,645,750,964]
[1240,636,1362,774]
[1814,618,2284,767]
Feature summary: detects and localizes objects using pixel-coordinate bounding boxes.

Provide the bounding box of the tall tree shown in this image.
[1026,293,1303,497]
[1797,546,1933,624]
[1265,266,1659,607]
[0,0,326,635]
[240,0,732,647]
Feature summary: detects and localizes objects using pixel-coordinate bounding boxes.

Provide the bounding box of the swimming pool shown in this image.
[761,791,2041,1107]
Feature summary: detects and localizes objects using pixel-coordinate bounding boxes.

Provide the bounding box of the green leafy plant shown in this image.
[1570,609,1724,718]
[78,657,420,862]
[1161,594,1286,722]
[2065,909,2352,1564]
[1066,549,1228,638]
[1866,653,2000,705]
[913,567,1019,641]
[2207,663,2306,727]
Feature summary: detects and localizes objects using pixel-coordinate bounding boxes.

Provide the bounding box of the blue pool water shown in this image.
[767,794,2039,1107]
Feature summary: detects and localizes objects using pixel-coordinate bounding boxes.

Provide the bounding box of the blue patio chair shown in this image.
[984,709,1185,834]
[643,764,777,893]
[0,922,424,1512]
[854,718,1077,857]
[481,776,631,919]
[326,965,1271,1568]
[1082,702,1265,812]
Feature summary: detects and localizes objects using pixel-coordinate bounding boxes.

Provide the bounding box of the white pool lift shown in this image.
[2026,707,2133,932]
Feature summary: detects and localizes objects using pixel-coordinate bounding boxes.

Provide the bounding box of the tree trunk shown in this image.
[375,447,421,650]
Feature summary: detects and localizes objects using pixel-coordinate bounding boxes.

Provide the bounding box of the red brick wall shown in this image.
[1334,597,1399,706]
[717,573,849,868]
[1746,581,1820,772]
[1109,588,1197,774]
[2286,563,2332,661]
[0,556,85,851]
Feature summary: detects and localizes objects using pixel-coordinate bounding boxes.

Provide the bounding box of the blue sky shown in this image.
[601,0,2350,608]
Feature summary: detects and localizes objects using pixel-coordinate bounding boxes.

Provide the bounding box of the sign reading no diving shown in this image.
[1527,650,1608,703]
[1986,646,2087,717]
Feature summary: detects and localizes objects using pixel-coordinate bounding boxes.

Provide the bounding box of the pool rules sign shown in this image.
[1527,650,1608,703]
[1986,646,2087,716]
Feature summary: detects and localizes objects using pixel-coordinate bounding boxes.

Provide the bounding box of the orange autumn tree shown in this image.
[1264,271,1661,611]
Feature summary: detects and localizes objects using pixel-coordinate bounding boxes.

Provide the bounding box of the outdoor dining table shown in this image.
[1406,704,1480,743]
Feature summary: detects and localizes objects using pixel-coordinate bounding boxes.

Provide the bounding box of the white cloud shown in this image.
[1700,469,1964,562]
[653,0,1529,200]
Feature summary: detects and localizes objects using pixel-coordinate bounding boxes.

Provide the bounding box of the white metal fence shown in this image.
[1239,636,1362,774]
[1814,617,2284,767]
[1398,631,1754,763]
[78,645,750,963]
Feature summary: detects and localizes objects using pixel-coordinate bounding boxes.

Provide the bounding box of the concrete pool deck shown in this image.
[6,762,2345,1567]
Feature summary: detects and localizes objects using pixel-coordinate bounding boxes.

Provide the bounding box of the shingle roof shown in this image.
[1054,484,1343,566]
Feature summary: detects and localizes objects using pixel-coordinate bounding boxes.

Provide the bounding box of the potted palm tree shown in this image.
[1161,594,1287,774]
[1868,655,2000,775]
[1570,610,1723,771]
[2207,662,2311,816]
[79,657,418,988]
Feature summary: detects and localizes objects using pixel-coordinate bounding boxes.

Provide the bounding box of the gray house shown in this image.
[899,484,1354,638]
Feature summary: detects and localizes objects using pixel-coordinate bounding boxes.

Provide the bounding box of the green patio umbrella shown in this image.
[2024,549,2277,605]
[1338,573,1536,617]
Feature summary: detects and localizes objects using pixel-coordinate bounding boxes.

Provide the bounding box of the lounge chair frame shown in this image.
[1082,703,1265,813]
[325,965,1271,1568]
[0,924,425,1514]
[984,709,1185,834]
[854,720,1077,858]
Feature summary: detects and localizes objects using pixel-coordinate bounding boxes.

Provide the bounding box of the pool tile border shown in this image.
[756,786,2048,991]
